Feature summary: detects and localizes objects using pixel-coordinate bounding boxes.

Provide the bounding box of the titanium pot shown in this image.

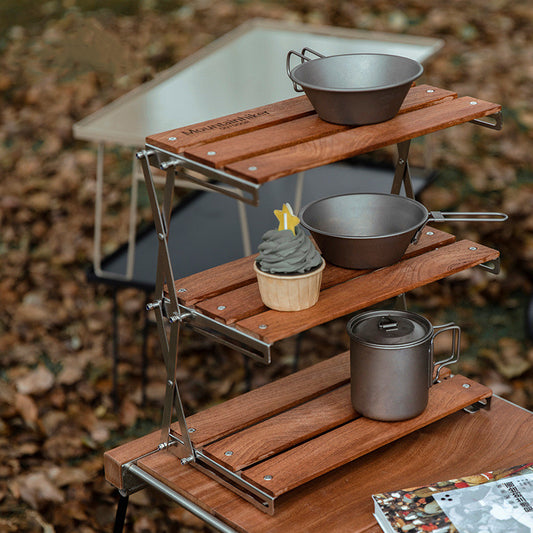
[286,48,423,125]
[347,310,461,421]
[299,192,507,269]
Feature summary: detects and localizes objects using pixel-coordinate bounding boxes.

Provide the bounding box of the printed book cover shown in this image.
[372,463,533,533]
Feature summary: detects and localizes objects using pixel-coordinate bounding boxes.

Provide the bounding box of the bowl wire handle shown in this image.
[286,48,326,92]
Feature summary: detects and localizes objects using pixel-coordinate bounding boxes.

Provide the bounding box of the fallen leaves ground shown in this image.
[1,1,532,531]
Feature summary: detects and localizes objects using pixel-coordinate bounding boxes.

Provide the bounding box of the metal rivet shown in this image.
[263,475,273,481]
[426,231,434,236]
[158,233,165,240]
[224,450,234,456]
[463,383,471,389]
[207,151,216,156]
[168,136,177,141]
[167,380,174,387]
[398,159,405,165]
[426,89,435,93]
[217,305,226,311]
[188,427,196,433]
[470,101,478,105]
[258,324,268,330]
[178,288,187,293]
[469,246,478,251]
[248,166,257,171]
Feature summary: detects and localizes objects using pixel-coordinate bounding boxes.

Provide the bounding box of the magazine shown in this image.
[372,463,533,533]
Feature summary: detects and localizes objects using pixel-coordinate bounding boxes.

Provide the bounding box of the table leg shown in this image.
[113,490,129,533]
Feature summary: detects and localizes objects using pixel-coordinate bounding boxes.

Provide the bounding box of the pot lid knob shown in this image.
[348,310,431,346]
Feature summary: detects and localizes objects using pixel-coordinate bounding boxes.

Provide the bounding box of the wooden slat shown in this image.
[202,385,356,472]
[173,254,258,306]
[175,352,350,447]
[185,113,347,169]
[226,97,502,184]
[236,240,499,344]
[194,227,455,324]
[184,85,456,169]
[242,374,492,498]
[146,96,315,153]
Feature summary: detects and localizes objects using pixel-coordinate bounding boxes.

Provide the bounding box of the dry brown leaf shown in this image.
[13,472,65,509]
[15,365,55,396]
[14,393,39,425]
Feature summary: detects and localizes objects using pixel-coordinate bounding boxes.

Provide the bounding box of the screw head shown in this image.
[426,231,434,236]
[248,166,257,171]
[258,324,268,330]
[188,427,196,433]
[263,475,273,481]
[207,151,216,156]
[426,89,435,93]
[217,305,226,311]
[462,383,471,389]
[469,246,478,251]
[470,101,478,105]
[168,136,177,141]
[178,288,187,293]
[224,450,234,456]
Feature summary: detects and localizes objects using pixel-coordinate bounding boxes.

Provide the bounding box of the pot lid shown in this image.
[347,310,432,346]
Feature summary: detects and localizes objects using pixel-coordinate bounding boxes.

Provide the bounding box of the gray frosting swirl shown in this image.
[256,226,323,274]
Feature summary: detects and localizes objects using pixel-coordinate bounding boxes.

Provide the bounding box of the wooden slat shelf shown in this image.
[132,352,491,511]
[172,227,499,347]
[147,84,501,186]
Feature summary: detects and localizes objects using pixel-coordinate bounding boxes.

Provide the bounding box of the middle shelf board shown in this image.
[171,227,499,346]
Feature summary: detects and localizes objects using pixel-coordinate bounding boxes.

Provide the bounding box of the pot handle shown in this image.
[286,48,326,92]
[431,323,461,384]
[428,211,508,223]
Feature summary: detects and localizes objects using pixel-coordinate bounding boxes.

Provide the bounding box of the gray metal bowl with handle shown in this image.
[299,192,508,269]
[286,48,424,125]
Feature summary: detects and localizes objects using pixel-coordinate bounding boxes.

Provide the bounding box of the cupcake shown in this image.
[254,203,325,311]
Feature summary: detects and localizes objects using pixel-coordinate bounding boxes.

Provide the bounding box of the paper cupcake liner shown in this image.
[253,258,325,311]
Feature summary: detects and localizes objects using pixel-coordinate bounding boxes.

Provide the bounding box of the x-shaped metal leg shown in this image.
[390,140,414,198]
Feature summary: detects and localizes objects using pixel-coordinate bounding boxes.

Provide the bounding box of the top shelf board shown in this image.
[146,84,501,185]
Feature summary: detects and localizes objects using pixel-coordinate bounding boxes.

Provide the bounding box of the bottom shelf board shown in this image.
[142,359,492,513]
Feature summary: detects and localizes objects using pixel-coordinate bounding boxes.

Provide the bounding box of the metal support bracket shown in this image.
[142,146,261,206]
[390,139,414,198]
[479,257,501,275]
[179,305,272,364]
[470,111,503,131]
[165,431,275,514]
[463,395,492,414]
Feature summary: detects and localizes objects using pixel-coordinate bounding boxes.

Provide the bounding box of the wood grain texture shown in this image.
[106,396,533,532]
[147,96,315,153]
[172,253,258,306]
[236,240,499,344]
[241,375,492,498]
[212,397,533,533]
[226,97,501,184]
[104,431,160,489]
[182,85,456,169]
[193,227,454,324]
[175,352,350,447]
[202,385,356,472]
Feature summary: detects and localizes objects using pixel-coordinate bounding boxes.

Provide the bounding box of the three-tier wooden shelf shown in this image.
[105,83,502,521]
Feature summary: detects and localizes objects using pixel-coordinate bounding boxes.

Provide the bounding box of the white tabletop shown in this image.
[73,18,443,147]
